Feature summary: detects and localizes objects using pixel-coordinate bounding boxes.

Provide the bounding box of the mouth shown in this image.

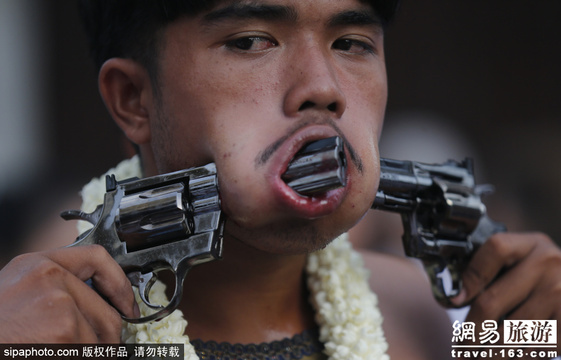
[265,126,350,219]
[282,136,347,195]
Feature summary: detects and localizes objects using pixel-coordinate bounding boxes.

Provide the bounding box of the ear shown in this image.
[98,58,153,145]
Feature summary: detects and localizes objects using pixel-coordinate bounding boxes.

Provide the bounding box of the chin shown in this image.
[223,205,361,255]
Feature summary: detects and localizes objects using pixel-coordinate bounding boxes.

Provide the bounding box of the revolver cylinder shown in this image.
[61,163,224,323]
[372,157,506,306]
[283,136,347,195]
[116,183,194,252]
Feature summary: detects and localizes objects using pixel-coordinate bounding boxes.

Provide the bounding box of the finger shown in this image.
[507,270,561,323]
[29,281,99,344]
[44,245,138,319]
[74,305,100,343]
[35,285,101,343]
[465,254,541,324]
[56,298,100,343]
[62,272,125,343]
[4,252,123,343]
[452,233,537,306]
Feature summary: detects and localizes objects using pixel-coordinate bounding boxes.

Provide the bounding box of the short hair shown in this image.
[79,0,400,80]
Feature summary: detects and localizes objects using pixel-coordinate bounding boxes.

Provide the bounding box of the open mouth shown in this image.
[266,132,349,219]
[281,136,347,196]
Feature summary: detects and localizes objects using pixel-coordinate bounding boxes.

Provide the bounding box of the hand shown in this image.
[0,245,138,343]
[452,232,561,343]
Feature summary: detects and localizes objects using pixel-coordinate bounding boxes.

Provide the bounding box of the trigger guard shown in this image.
[122,262,190,324]
[127,272,163,310]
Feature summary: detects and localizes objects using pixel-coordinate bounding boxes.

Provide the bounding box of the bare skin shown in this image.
[1,1,560,359]
[0,245,138,343]
[102,0,385,343]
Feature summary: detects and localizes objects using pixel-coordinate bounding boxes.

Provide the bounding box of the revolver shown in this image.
[60,138,343,323]
[61,163,224,323]
[281,137,506,307]
[372,157,506,306]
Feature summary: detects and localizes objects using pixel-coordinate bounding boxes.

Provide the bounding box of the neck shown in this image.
[177,234,316,344]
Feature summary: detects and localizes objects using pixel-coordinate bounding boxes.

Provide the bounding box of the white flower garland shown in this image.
[79,156,389,360]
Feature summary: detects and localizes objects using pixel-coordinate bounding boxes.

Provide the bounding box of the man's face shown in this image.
[147,0,387,253]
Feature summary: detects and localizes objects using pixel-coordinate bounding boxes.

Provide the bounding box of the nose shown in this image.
[283,43,347,119]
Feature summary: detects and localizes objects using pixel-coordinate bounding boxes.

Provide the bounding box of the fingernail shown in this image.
[450,288,467,307]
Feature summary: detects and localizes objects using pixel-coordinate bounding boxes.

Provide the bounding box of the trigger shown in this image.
[127,272,164,310]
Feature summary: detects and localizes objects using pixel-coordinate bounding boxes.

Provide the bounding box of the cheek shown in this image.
[152,66,261,171]
[216,167,275,230]
[148,98,213,174]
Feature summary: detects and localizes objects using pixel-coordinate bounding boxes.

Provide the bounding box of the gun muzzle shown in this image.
[282,136,347,195]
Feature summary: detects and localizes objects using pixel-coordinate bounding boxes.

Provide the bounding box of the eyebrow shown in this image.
[202,3,298,25]
[202,3,381,31]
[327,10,383,30]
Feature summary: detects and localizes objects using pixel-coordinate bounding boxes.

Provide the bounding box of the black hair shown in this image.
[79,0,400,80]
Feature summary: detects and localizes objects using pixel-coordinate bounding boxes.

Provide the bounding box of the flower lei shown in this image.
[78,156,389,360]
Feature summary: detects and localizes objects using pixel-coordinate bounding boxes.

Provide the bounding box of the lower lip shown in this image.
[266,127,349,219]
[271,176,347,219]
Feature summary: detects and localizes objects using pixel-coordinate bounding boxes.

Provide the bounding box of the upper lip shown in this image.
[262,123,349,219]
[268,124,342,181]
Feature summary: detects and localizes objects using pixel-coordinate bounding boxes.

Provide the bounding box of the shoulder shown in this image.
[359,249,453,360]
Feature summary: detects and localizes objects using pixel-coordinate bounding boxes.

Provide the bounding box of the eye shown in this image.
[225,36,278,52]
[332,38,375,55]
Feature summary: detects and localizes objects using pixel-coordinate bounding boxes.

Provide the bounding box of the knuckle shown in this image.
[96,267,129,296]
[8,253,50,276]
[35,259,66,279]
[485,234,511,259]
[463,264,489,287]
[117,272,132,292]
[541,249,561,269]
[530,231,553,245]
[528,234,561,268]
[86,244,113,261]
[107,312,124,337]
[470,291,499,319]
[14,255,67,286]
[43,291,81,342]
[43,288,76,309]
[52,318,80,342]
[8,252,34,267]
[52,326,78,343]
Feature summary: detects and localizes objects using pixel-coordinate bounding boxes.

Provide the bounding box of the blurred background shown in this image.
[0,1,560,263]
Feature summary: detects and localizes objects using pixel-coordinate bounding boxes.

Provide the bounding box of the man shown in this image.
[0,1,560,359]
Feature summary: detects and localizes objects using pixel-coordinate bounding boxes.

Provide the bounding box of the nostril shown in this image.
[297,101,339,113]
[298,101,315,111]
